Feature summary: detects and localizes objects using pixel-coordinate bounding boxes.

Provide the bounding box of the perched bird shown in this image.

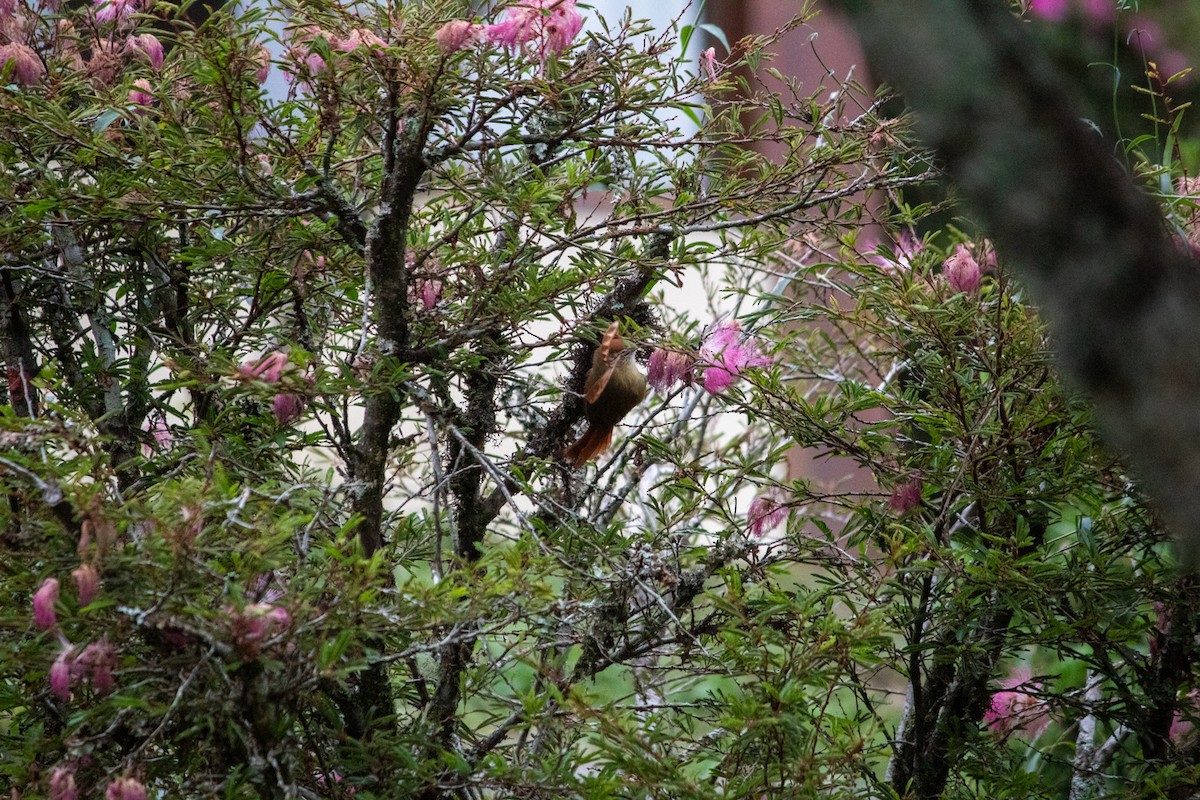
[563,321,647,467]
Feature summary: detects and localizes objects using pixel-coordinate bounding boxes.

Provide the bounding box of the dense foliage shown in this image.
[2,0,1199,797]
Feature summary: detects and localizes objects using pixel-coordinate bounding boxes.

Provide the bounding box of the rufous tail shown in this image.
[562,424,614,468]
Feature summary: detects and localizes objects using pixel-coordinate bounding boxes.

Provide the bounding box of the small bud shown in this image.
[128,77,153,107]
[33,578,59,630]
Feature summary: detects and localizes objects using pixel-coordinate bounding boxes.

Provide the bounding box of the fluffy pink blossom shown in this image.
[33,578,59,630]
[127,32,163,69]
[943,244,982,293]
[437,19,484,54]
[86,38,125,85]
[49,646,74,700]
[646,347,696,393]
[0,43,45,86]
[699,46,717,81]
[106,777,147,800]
[486,0,584,61]
[984,668,1049,738]
[227,601,292,657]
[94,0,143,26]
[747,494,788,537]
[71,563,100,606]
[0,0,14,16]
[80,638,117,694]
[48,766,78,800]
[128,77,153,107]
[699,322,771,395]
[888,477,922,514]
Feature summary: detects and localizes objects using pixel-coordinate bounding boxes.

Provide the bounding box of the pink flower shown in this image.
[86,38,125,86]
[0,43,45,86]
[699,46,717,81]
[437,19,484,54]
[887,477,922,514]
[0,0,14,16]
[942,244,981,293]
[71,564,100,606]
[409,279,443,311]
[94,0,143,26]
[49,646,74,700]
[48,766,78,800]
[227,602,292,658]
[334,27,386,53]
[33,578,59,630]
[237,350,289,383]
[272,391,306,425]
[142,414,171,454]
[127,32,163,69]
[984,668,1049,738]
[252,45,271,83]
[80,638,117,694]
[747,494,788,537]
[646,347,696,393]
[699,322,771,395]
[106,777,147,800]
[1029,0,1069,20]
[128,77,153,107]
[486,0,583,62]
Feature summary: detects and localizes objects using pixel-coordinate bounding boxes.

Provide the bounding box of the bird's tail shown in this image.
[562,424,614,468]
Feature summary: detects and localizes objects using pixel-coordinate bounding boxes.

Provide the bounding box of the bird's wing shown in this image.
[584,322,622,403]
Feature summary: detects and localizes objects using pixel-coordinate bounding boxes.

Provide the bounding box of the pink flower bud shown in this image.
[128,77,153,107]
[699,322,772,395]
[408,278,443,311]
[942,244,982,293]
[436,19,483,54]
[49,646,74,700]
[33,578,59,630]
[747,494,788,537]
[485,0,583,61]
[105,777,146,800]
[127,32,163,69]
[71,563,100,606]
[48,766,78,800]
[0,43,46,86]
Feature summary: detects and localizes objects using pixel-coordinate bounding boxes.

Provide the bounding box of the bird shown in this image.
[563,321,647,467]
